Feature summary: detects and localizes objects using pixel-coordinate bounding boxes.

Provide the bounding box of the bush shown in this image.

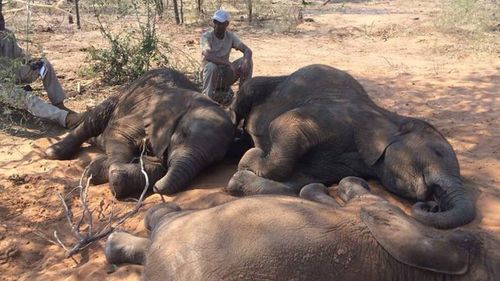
[88,0,171,85]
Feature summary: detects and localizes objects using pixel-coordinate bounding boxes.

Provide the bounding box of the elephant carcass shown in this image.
[45,68,235,198]
[105,177,498,281]
[227,64,475,229]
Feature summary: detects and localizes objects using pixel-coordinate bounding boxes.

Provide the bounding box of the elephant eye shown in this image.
[434,149,444,158]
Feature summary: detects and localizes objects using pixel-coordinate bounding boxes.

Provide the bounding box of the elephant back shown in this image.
[112,68,198,117]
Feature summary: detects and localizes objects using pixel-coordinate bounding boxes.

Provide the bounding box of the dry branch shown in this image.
[10,0,98,26]
[47,139,151,258]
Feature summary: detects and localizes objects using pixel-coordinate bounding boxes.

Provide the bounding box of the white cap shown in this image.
[212,10,230,23]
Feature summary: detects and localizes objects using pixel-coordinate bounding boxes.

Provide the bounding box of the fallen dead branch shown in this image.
[10,0,98,26]
[41,139,150,259]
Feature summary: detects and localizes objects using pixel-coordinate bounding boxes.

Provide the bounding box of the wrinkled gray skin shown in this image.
[226,64,475,229]
[45,69,235,198]
[105,177,499,281]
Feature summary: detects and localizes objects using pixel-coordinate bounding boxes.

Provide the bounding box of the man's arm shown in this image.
[234,42,252,76]
[200,32,231,66]
[202,49,232,66]
[234,42,252,61]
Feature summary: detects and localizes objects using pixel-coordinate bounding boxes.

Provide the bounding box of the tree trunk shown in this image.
[172,0,180,24]
[196,0,203,16]
[74,0,80,29]
[180,0,184,24]
[246,0,252,23]
[155,0,164,19]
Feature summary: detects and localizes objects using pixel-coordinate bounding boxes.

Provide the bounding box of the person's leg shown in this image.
[217,63,238,90]
[0,85,68,126]
[231,57,253,87]
[202,62,218,96]
[15,59,67,107]
[39,58,66,106]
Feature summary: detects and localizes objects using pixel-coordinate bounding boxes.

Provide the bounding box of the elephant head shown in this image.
[229,75,288,125]
[354,110,475,229]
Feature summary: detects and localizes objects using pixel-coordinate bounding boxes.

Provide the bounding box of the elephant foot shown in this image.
[45,141,79,160]
[109,163,148,199]
[237,147,265,175]
[225,170,255,196]
[105,231,149,265]
[88,155,110,185]
[238,147,290,181]
[299,183,339,208]
[144,202,181,231]
[337,176,370,203]
[225,170,295,196]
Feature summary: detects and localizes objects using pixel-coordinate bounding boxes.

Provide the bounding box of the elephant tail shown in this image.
[412,184,476,229]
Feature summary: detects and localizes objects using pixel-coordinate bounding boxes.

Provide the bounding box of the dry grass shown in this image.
[435,0,499,53]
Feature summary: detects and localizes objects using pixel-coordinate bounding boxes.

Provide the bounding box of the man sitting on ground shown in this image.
[200,9,253,104]
[0,3,80,128]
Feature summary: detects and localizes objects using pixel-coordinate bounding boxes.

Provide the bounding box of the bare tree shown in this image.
[180,0,184,24]
[154,0,164,18]
[172,0,180,24]
[246,0,252,23]
[74,0,80,29]
[196,0,203,16]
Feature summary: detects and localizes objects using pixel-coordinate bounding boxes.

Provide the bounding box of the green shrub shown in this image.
[89,0,171,85]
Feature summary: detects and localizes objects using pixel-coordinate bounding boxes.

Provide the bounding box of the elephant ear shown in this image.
[354,111,413,166]
[144,92,188,157]
[361,202,473,274]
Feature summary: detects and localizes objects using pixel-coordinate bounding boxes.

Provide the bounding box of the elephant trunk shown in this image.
[153,148,204,195]
[412,179,475,229]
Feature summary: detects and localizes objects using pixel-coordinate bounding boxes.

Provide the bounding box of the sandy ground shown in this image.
[0,0,498,280]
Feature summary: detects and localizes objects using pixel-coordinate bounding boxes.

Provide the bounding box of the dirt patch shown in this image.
[0,0,498,280]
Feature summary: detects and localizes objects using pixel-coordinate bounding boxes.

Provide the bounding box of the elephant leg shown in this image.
[45,95,119,160]
[105,231,149,265]
[225,170,297,196]
[238,108,325,181]
[106,139,167,198]
[299,183,340,208]
[88,154,110,185]
[337,176,372,203]
[45,122,92,160]
[144,202,182,231]
[90,151,167,194]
